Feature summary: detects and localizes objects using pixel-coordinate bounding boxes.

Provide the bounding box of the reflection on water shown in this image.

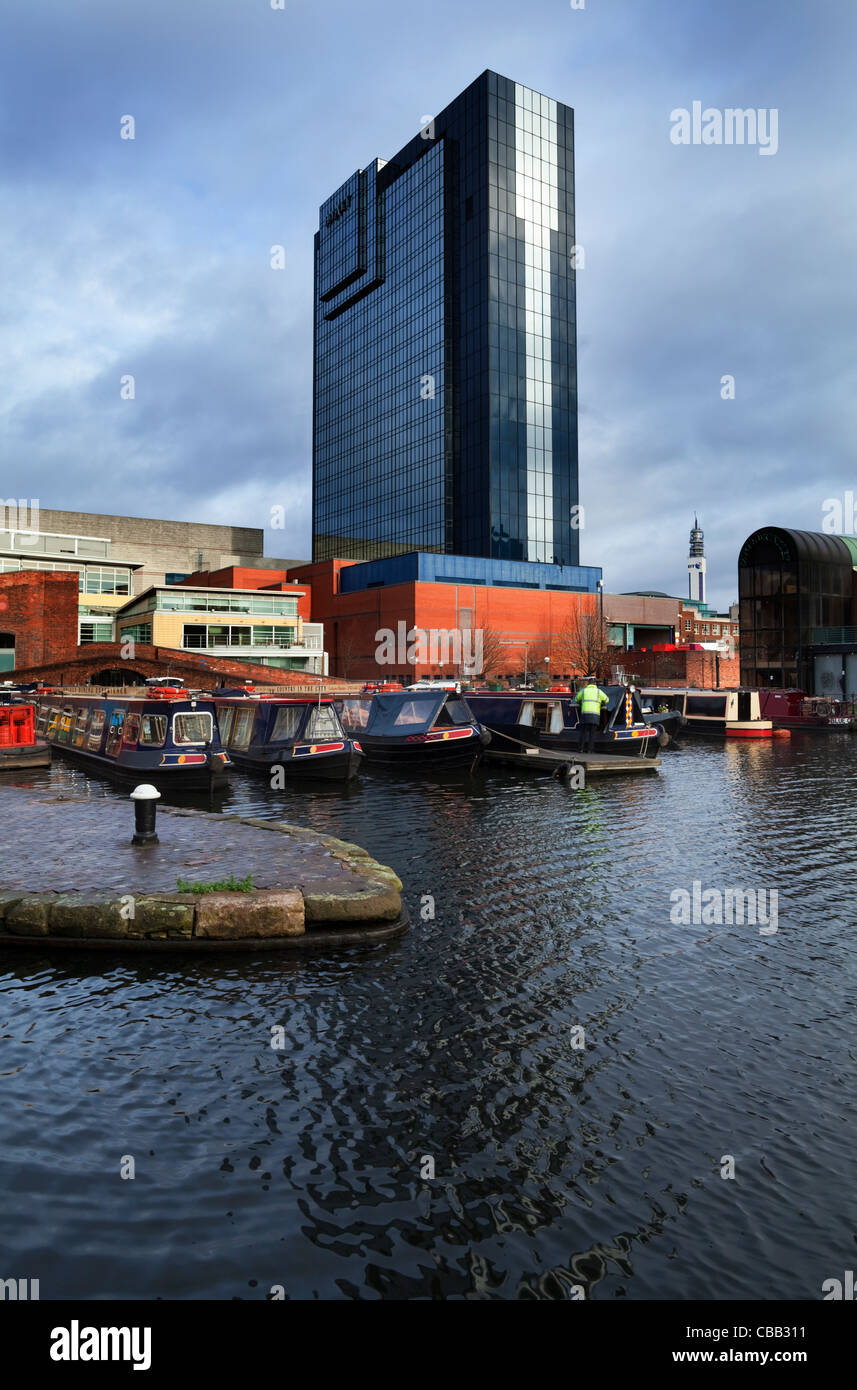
[1,735,857,1299]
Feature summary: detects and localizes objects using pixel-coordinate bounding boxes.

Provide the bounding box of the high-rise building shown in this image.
[312,70,579,568]
[688,515,707,604]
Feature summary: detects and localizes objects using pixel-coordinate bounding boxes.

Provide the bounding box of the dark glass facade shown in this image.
[738,527,856,688]
[312,70,579,565]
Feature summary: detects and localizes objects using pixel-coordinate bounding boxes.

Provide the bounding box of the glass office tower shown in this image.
[312,70,579,565]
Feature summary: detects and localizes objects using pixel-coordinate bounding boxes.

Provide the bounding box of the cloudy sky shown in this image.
[2,0,855,609]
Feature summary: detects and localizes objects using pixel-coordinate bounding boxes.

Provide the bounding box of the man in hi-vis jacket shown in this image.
[574,676,609,753]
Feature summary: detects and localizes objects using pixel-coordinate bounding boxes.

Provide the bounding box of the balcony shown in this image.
[810,627,857,645]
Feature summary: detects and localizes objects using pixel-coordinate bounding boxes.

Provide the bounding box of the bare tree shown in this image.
[554,605,610,681]
[335,626,362,680]
[471,625,506,680]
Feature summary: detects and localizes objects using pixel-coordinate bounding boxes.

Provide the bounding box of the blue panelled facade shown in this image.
[313,70,579,567]
[337,552,599,595]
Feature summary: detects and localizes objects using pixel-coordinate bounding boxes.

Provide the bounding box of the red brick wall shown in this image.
[623,648,741,688]
[0,571,79,669]
[10,643,354,689]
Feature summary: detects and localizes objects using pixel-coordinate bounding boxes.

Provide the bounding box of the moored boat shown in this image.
[466,685,660,758]
[639,688,774,738]
[34,692,231,787]
[213,695,363,780]
[758,688,857,730]
[0,701,51,769]
[336,688,488,768]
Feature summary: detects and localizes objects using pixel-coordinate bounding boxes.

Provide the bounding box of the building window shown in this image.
[79,621,114,644]
[119,623,152,646]
[83,567,131,595]
[685,619,692,631]
[162,592,298,616]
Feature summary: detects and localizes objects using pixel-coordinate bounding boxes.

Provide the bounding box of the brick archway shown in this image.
[11,642,352,690]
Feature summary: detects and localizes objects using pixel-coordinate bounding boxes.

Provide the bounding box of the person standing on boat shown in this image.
[575,676,608,753]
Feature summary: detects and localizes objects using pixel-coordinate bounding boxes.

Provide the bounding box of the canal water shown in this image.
[1,736,855,1300]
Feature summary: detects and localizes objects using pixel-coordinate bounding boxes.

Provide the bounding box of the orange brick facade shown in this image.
[290,559,600,681]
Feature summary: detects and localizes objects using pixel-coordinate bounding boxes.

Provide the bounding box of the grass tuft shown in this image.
[176,873,255,895]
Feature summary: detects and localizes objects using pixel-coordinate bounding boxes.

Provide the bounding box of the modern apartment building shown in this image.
[313,70,580,568]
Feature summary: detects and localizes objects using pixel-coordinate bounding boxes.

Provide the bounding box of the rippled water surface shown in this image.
[2,737,856,1300]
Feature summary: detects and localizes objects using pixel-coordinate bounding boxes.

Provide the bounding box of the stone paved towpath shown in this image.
[0,786,362,895]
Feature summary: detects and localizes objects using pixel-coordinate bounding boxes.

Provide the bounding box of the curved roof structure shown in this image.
[738,527,856,568]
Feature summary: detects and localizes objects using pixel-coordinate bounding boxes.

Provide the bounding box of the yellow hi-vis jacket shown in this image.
[575,683,609,716]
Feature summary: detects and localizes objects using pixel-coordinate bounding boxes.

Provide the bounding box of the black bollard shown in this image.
[130,784,161,846]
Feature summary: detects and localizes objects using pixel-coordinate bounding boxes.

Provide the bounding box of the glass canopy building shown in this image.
[312,70,579,567]
[738,527,857,690]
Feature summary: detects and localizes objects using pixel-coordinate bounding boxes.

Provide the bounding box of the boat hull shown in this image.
[358,728,484,768]
[228,744,363,780]
[0,741,52,770]
[47,741,230,789]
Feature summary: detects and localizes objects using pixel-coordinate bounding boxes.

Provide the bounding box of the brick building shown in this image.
[0,571,79,672]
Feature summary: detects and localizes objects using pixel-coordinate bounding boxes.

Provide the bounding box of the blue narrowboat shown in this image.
[213,695,363,780]
[34,692,231,788]
[465,685,660,759]
[336,688,488,769]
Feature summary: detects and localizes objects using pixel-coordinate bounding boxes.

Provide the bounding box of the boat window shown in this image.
[105,709,126,757]
[271,705,305,742]
[390,698,436,728]
[140,714,167,747]
[73,708,90,747]
[337,698,370,731]
[230,708,255,750]
[138,717,167,750]
[433,697,473,727]
[123,712,141,745]
[528,702,552,733]
[173,712,214,745]
[36,706,50,735]
[216,706,236,745]
[685,695,728,718]
[305,705,340,740]
[87,709,106,749]
[58,707,75,743]
[46,708,61,737]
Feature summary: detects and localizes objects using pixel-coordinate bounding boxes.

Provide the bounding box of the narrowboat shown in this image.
[639,688,774,738]
[34,693,231,787]
[466,685,660,758]
[336,688,488,768]
[758,688,857,730]
[213,695,363,780]
[0,701,51,769]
